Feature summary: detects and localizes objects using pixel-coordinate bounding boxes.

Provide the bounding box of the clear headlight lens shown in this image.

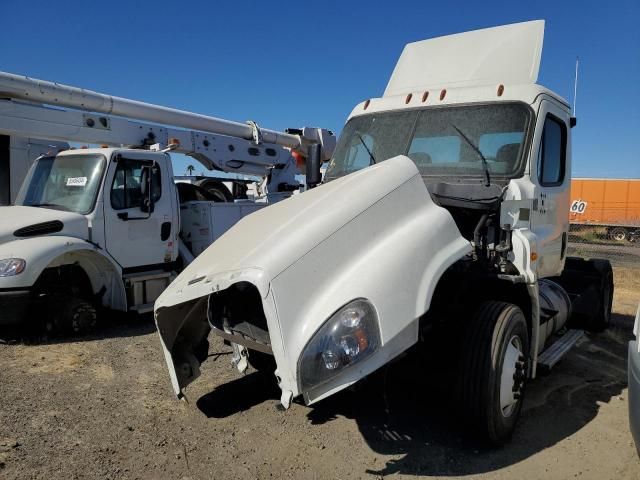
[298,299,380,391]
[0,258,26,277]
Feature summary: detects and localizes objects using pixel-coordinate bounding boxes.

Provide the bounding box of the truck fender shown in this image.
[0,236,126,310]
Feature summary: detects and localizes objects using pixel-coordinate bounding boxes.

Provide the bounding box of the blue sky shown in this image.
[2,0,638,178]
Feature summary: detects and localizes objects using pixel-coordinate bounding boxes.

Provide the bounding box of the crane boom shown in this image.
[0,71,304,149]
[0,70,335,184]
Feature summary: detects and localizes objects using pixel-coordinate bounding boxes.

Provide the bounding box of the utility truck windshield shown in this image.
[325,103,532,182]
[16,154,105,214]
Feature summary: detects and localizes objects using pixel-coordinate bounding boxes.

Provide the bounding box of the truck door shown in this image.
[103,152,178,270]
[530,99,571,278]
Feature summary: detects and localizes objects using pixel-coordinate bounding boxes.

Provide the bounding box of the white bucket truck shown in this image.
[0,72,335,332]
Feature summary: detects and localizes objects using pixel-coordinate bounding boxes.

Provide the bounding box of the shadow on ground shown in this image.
[0,310,156,345]
[196,370,281,418]
[195,313,633,477]
[306,312,634,476]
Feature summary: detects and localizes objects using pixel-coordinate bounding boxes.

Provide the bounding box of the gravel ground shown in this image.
[1,269,639,480]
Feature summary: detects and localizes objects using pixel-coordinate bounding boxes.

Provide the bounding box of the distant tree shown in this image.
[186,164,195,176]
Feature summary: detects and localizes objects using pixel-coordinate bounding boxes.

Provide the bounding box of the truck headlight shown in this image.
[0,258,26,277]
[298,299,380,391]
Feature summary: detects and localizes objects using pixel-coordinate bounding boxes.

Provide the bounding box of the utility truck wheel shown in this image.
[197,180,234,202]
[47,297,97,334]
[459,301,529,445]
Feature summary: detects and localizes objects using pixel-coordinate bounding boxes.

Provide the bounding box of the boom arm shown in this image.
[0,71,335,179]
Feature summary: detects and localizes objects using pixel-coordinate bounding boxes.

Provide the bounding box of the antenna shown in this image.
[572,56,579,115]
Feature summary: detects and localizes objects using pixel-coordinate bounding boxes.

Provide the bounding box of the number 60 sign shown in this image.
[570,200,588,214]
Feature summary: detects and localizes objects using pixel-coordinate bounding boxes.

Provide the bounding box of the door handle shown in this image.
[161,222,171,241]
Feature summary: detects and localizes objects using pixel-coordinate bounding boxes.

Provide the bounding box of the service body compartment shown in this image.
[180,201,266,255]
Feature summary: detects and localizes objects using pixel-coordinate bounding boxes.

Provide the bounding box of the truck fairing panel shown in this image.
[385,20,544,96]
[155,156,471,403]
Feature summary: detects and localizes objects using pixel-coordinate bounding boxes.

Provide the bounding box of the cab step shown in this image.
[537,329,584,371]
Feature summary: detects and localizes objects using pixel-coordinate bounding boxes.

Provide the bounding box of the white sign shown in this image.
[66,176,87,187]
[570,199,588,214]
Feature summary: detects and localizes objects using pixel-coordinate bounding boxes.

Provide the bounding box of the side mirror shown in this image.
[305,144,322,188]
[140,165,155,213]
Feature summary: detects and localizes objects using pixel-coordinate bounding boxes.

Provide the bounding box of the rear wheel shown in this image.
[586,259,614,332]
[459,301,529,445]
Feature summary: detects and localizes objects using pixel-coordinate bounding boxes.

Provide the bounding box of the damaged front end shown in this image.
[155,155,471,408]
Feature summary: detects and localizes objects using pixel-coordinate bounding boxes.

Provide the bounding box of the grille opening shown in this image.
[208,282,271,348]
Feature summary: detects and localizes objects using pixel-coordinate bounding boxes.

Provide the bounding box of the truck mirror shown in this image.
[140,165,155,213]
[306,144,322,188]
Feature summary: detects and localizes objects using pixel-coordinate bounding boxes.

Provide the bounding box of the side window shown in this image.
[110,159,161,210]
[537,115,567,186]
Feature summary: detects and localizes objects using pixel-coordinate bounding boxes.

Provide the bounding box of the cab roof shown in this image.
[348,20,569,121]
[385,20,545,96]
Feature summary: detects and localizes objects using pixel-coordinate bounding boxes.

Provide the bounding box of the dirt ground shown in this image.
[1,268,639,480]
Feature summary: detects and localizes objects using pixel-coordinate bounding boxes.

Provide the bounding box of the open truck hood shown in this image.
[155,155,471,406]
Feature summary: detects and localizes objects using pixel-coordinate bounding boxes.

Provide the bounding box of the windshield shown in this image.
[16,154,106,214]
[325,103,532,182]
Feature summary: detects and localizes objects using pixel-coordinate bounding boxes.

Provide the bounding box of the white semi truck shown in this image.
[154,21,614,445]
[0,72,335,331]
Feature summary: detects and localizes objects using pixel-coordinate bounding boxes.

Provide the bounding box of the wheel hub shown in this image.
[500,335,525,417]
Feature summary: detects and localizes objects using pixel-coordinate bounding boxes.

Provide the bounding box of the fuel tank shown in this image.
[537,278,572,353]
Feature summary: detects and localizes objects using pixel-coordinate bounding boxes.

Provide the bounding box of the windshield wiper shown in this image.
[356,132,376,165]
[451,124,491,187]
[29,203,70,211]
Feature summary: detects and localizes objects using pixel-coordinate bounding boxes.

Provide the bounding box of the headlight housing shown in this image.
[0,258,26,277]
[298,299,380,391]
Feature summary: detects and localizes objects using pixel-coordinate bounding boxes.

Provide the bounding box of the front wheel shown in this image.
[47,296,98,334]
[459,301,529,445]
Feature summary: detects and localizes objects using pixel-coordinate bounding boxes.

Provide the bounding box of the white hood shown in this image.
[0,206,88,245]
[157,154,424,308]
[155,156,472,405]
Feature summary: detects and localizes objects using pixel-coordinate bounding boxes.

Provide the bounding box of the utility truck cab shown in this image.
[156,20,613,445]
[0,69,335,333]
[0,147,179,330]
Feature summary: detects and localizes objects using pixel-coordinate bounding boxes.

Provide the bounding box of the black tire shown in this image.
[459,301,529,445]
[197,180,234,202]
[247,349,276,374]
[47,296,98,334]
[587,259,614,332]
[608,226,628,242]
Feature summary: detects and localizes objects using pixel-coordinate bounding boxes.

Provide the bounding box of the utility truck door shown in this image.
[103,153,177,269]
[530,100,571,278]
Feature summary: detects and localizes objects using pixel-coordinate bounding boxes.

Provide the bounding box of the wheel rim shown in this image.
[500,335,524,417]
[611,228,626,241]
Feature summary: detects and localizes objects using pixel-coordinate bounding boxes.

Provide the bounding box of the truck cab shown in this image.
[155,20,613,445]
[0,147,179,330]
